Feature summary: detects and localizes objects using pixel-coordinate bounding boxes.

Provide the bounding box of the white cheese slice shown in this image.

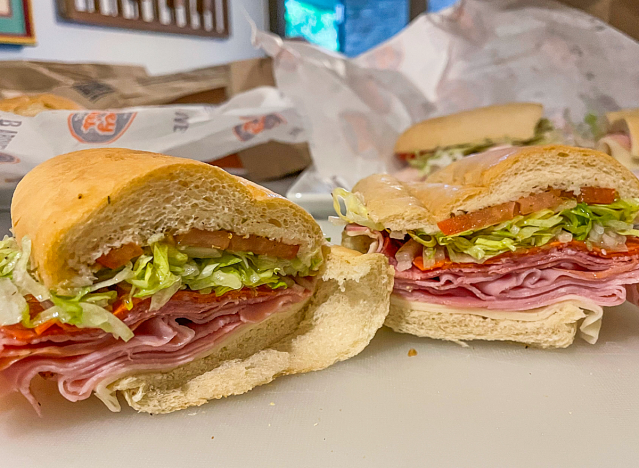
[391,295,603,344]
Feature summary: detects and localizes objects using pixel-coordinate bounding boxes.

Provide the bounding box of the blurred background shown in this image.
[0,0,637,215]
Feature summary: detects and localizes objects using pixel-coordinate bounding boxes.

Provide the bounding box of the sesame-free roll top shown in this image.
[11,148,324,291]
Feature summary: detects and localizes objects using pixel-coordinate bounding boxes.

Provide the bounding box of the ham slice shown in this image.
[352,226,639,312]
[605,133,632,152]
[0,285,312,413]
[390,245,639,310]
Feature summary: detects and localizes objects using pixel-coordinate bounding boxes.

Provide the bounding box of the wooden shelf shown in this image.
[57,0,230,38]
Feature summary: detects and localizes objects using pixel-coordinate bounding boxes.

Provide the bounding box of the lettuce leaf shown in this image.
[0,235,322,341]
[127,246,306,300]
[332,188,384,231]
[333,180,639,264]
[0,236,20,278]
[412,199,639,262]
[0,237,134,340]
[408,118,559,173]
[0,277,28,326]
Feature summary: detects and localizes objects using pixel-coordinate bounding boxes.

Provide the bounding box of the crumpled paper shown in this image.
[255,0,639,188]
[0,86,306,199]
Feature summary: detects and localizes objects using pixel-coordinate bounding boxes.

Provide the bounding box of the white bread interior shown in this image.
[0,93,83,116]
[108,246,394,414]
[385,296,598,349]
[351,173,439,232]
[352,145,639,233]
[394,102,543,154]
[11,149,324,290]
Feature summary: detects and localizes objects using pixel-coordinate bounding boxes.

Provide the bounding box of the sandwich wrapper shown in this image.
[255,0,639,199]
[0,86,307,209]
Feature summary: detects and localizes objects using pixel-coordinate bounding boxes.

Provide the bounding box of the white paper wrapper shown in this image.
[256,0,639,188]
[0,87,306,205]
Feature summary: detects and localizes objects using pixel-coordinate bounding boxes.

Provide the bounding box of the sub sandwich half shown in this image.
[0,149,392,414]
[597,109,639,172]
[334,145,639,348]
[395,103,558,178]
[0,93,83,116]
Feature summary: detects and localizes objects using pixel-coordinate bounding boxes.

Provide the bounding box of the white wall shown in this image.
[0,0,268,75]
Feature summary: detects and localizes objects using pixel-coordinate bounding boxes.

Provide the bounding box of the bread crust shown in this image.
[394,102,543,154]
[0,93,83,116]
[11,148,323,289]
[353,145,639,232]
[385,296,590,348]
[108,246,393,414]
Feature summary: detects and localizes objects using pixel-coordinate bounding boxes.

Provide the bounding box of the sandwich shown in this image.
[0,93,83,116]
[333,145,639,348]
[395,103,558,177]
[0,148,392,414]
[596,109,639,172]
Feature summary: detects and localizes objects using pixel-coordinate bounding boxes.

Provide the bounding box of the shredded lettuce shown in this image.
[408,118,560,173]
[333,181,639,263]
[12,237,50,302]
[0,235,322,341]
[0,277,28,326]
[410,199,639,262]
[0,236,20,278]
[332,188,384,231]
[0,237,134,340]
[126,244,314,301]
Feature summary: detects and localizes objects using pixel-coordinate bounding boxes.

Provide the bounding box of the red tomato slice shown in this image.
[228,234,299,259]
[574,187,617,204]
[516,190,562,215]
[175,229,232,250]
[437,187,618,236]
[437,202,519,236]
[176,228,299,259]
[96,243,143,269]
[412,256,452,271]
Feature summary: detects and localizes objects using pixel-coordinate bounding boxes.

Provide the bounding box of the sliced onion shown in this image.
[420,247,446,269]
[395,240,422,271]
[344,226,383,253]
[587,225,628,252]
[433,246,446,263]
[389,231,407,239]
[588,223,604,243]
[556,231,573,243]
[602,231,628,251]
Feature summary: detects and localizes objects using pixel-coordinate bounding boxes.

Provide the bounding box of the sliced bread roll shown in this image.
[109,246,394,414]
[3,149,394,414]
[341,145,639,348]
[12,148,324,290]
[0,93,83,116]
[386,296,602,349]
[394,102,543,155]
[352,145,639,234]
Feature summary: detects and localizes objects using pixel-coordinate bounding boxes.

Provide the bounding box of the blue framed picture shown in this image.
[0,0,35,45]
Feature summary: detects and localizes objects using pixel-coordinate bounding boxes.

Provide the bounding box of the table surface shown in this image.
[3,217,639,467]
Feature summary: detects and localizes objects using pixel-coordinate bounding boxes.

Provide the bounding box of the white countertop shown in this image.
[2,215,639,467]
